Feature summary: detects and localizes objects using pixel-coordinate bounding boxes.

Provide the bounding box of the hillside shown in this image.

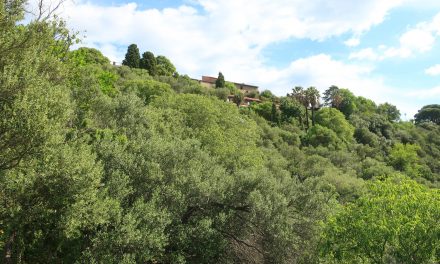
[1,2,439,263]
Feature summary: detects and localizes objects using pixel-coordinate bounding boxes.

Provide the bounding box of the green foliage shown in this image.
[337,89,357,118]
[271,101,280,124]
[98,70,118,96]
[260,89,275,101]
[279,97,304,124]
[250,101,280,124]
[315,108,355,144]
[2,141,116,263]
[149,94,263,170]
[211,87,229,101]
[2,2,440,262]
[290,86,310,128]
[378,102,400,122]
[121,78,172,104]
[122,44,140,68]
[388,143,422,177]
[415,104,440,125]
[232,92,244,107]
[69,47,110,66]
[306,86,320,126]
[321,175,440,263]
[354,127,379,147]
[246,90,259,98]
[156,55,176,76]
[358,158,395,180]
[215,72,225,88]
[156,74,206,94]
[304,125,342,149]
[250,101,273,121]
[323,85,342,108]
[224,81,238,93]
[356,96,377,115]
[139,51,157,75]
[321,172,365,203]
[0,6,72,172]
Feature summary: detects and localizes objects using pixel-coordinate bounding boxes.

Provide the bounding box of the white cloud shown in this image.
[351,11,439,61]
[56,0,404,72]
[344,37,361,47]
[349,48,379,60]
[47,0,435,117]
[399,27,435,52]
[278,54,384,99]
[263,54,425,118]
[406,86,440,99]
[381,26,436,59]
[425,64,440,76]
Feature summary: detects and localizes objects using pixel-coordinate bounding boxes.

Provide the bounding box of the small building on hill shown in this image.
[196,76,259,95]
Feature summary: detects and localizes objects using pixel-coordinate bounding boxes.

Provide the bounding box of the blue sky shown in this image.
[54,0,440,118]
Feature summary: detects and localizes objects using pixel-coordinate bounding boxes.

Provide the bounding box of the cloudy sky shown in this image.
[50,0,440,118]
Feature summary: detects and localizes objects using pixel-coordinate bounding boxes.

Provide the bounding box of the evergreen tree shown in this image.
[233,92,243,106]
[122,44,140,68]
[291,86,309,130]
[215,72,225,88]
[306,86,320,127]
[140,51,157,75]
[271,101,280,125]
[323,85,341,108]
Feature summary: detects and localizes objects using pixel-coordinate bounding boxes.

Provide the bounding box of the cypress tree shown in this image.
[215,72,225,88]
[122,44,140,68]
[271,101,280,125]
[140,51,157,75]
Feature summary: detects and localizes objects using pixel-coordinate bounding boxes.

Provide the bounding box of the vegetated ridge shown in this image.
[1,2,439,263]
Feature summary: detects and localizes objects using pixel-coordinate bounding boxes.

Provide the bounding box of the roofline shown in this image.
[201,76,258,88]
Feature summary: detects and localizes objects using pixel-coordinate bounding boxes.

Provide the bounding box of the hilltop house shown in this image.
[196,76,259,95]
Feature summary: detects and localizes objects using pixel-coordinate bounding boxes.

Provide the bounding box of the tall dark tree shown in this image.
[323,85,342,108]
[271,101,280,125]
[291,86,309,130]
[122,44,140,68]
[232,92,243,106]
[140,51,157,75]
[306,86,320,127]
[215,72,225,88]
[279,97,304,126]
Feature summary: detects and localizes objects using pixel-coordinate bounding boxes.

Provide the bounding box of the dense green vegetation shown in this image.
[1,1,439,263]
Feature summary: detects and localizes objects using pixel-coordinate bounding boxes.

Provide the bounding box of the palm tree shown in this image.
[290,86,309,129]
[306,87,320,127]
[323,85,342,108]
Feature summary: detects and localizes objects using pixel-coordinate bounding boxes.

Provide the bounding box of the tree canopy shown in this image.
[1,2,440,263]
[215,72,226,88]
[321,175,440,264]
[122,44,140,68]
[415,104,440,125]
[140,51,157,75]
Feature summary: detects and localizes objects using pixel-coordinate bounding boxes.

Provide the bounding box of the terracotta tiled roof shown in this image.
[202,76,217,83]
